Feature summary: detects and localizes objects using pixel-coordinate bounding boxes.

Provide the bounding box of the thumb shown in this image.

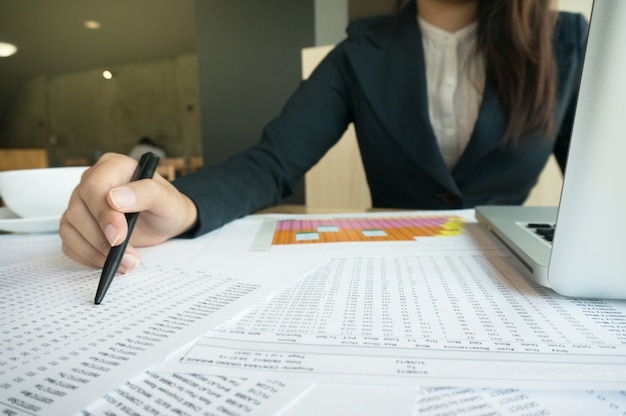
[109,186,139,212]
[105,175,196,247]
[107,177,164,214]
[105,178,161,245]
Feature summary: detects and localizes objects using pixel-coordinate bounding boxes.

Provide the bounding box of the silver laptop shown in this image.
[475,0,626,300]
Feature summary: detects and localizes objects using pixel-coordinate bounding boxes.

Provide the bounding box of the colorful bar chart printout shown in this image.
[270,216,464,245]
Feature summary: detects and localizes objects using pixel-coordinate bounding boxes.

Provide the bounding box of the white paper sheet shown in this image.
[277,385,626,416]
[139,210,493,268]
[160,253,626,390]
[0,236,299,415]
[278,384,420,416]
[412,387,626,416]
[80,368,314,416]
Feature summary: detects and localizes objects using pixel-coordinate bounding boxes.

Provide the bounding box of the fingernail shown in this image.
[110,187,136,210]
[105,224,121,246]
[121,253,140,272]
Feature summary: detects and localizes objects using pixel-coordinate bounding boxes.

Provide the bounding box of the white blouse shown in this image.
[418,16,486,170]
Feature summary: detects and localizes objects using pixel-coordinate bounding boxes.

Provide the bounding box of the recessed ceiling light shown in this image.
[102,70,113,80]
[0,41,17,58]
[84,20,101,30]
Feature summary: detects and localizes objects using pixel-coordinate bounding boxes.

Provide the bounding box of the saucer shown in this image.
[0,207,60,233]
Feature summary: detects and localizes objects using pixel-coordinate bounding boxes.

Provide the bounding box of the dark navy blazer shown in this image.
[175,2,589,236]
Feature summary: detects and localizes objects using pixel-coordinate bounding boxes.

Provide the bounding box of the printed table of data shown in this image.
[0,245,262,415]
[165,255,626,390]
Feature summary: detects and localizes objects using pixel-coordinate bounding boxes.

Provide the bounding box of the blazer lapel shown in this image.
[453,15,578,178]
[346,1,460,194]
[452,80,507,178]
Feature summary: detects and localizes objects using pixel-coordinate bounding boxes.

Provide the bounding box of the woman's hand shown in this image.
[59,153,198,273]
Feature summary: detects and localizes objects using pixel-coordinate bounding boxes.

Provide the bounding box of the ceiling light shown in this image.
[0,42,17,58]
[102,70,113,80]
[84,20,101,30]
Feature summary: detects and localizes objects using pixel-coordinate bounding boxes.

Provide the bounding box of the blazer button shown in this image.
[438,191,462,207]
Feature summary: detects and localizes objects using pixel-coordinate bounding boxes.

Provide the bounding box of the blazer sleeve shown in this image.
[172,44,356,237]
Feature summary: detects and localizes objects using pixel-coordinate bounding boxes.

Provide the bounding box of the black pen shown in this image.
[94,151,160,304]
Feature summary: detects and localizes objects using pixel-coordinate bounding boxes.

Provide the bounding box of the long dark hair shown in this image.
[396,0,558,143]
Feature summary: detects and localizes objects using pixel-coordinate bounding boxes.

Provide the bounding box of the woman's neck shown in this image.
[416,0,479,32]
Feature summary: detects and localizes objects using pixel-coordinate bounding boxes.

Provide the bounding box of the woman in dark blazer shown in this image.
[60,0,588,272]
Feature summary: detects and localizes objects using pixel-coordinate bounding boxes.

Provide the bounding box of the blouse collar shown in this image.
[417,15,478,46]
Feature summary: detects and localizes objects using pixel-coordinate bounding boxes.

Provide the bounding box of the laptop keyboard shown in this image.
[525,223,555,244]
